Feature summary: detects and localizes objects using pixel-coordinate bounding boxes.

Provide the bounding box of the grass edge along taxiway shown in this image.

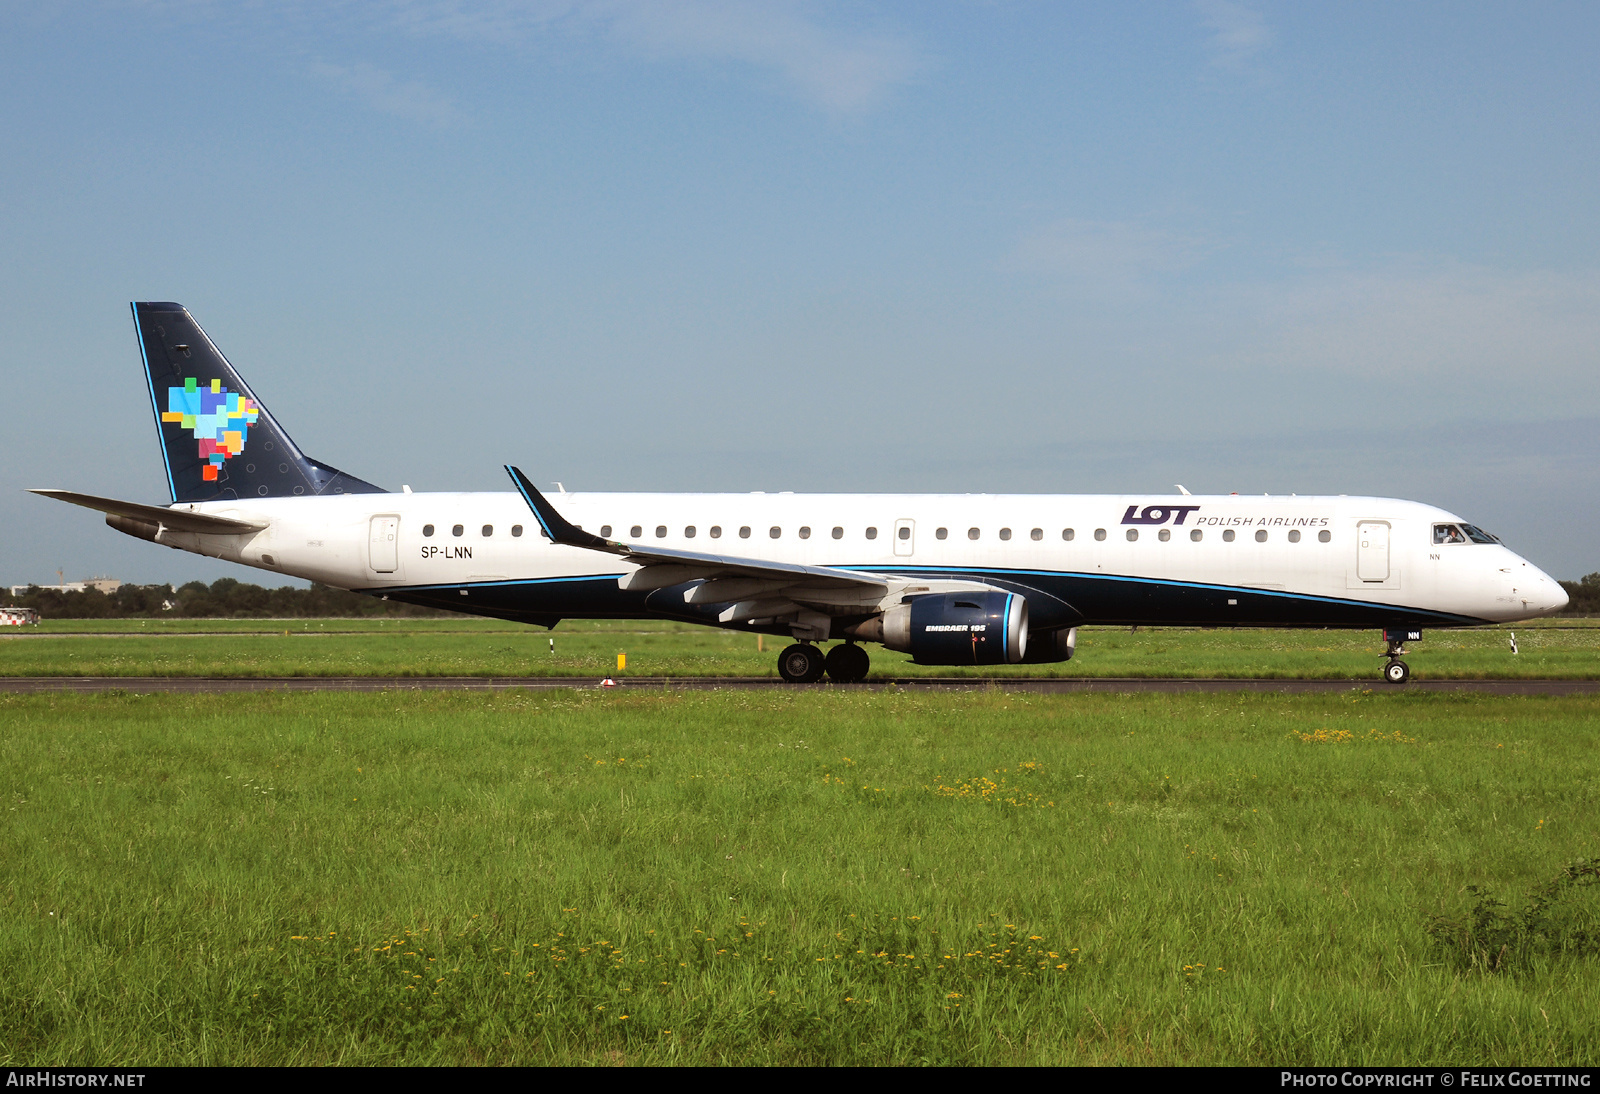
[2,685,1598,1065]
[3,617,1598,680]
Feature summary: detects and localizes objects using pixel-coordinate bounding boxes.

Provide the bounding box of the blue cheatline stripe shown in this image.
[372,565,1486,625]
[834,563,1479,622]
[130,304,176,502]
[385,573,624,594]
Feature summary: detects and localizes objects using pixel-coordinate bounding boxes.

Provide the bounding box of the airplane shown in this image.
[32,302,1570,684]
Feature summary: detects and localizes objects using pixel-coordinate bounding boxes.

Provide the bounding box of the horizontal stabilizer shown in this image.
[30,489,268,535]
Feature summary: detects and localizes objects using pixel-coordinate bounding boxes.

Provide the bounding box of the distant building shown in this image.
[8,577,123,597]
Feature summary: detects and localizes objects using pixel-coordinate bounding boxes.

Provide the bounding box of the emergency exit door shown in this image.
[893,519,915,557]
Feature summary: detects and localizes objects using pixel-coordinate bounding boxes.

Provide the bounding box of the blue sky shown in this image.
[3,2,1597,585]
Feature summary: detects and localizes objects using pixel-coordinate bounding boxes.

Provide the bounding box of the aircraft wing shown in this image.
[30,489,269,535]
[505,465,889,597]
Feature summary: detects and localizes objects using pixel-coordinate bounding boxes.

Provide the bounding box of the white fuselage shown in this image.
[147,490,1567,628]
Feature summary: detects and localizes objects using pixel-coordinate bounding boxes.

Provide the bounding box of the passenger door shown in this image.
[369,515,400,573]
[1356,521,1390,582]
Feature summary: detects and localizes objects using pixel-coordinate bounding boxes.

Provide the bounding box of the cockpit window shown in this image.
[1434,523,1500,545]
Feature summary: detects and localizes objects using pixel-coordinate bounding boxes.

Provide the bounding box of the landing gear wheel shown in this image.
[824,642,871,683]
[1383,659,1410,684]
[778,643,825,683]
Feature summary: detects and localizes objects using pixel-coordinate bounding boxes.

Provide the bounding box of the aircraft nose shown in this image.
[1505,557,1569,617]
[1525,564,1568,615]
[1549,579,1570,613]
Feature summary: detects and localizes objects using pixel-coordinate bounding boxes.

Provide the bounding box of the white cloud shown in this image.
[378,0,922,111]
[1235,262,1600,388]
[599,1,919,111]
[309,61,465,127]
[1003,215,1600,426]
[1005,219,1205,286]
[1195,0,1271,70]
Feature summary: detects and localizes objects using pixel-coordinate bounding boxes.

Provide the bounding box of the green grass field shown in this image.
[3,617,1597,679]
[2,687,1597,1065]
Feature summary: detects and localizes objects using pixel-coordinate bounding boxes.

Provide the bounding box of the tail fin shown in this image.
[132,302,385,503]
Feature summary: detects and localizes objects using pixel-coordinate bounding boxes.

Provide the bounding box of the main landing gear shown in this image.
[777,643,824,683]
[776,641,871,684]
[824,642,871,683]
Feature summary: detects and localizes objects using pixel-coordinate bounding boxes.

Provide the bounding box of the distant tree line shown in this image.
[1,578,451,619]
[1559,574,1600,616]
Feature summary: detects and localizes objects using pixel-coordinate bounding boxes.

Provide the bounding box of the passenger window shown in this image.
[1288,529,1301,543]
[1223,529,1235,542]
[1126,529,1138,542]
[482,525,493,537]
[831,527,843,540]
[1093,529,1106,541]
[936,528,948,540]
[1062,529,1075,541]
[512,525,523,537]
[1158,529,1170,542]
[897,526,909,541]
[710,526,722,539]
[1255,529,1268,542]
[739,526,751,539]
[1190,529,1202,542]
[800,526,812,539]
[685,526,696,538]
[866,527,878,540]
[452,524,464,537]
[968,528,980,540]
[630,525,643,538]
[1319,530,1331,543]
[1030,528,1043,541]
[423,524,435,537]
[655,526,667,538]
[999,528,1012,541]
[770,526,782,539]
[600,525,612,537]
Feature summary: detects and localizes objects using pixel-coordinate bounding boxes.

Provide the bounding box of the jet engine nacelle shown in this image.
[871,591,1029,665]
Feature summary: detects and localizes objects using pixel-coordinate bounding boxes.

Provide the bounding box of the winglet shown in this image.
[505,466,621,554]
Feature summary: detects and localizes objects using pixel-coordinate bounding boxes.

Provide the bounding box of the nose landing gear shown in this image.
[1381,628,1421,684]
